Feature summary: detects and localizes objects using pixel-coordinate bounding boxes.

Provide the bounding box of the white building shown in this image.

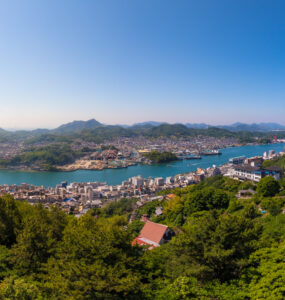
[154,177,164,186]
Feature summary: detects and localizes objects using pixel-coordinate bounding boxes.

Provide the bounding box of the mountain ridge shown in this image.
[2,119,285,133]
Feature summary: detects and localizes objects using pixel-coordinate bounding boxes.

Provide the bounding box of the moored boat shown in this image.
[200,150,222,156]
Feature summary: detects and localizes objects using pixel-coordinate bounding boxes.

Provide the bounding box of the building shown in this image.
[131,176,144,188]
[244,156,264,167]
[237,189,256,198]
[207,165,221,177]
[229,156,246,165]
[232,165,282,182]
[165,176,174,185]
[154,177,164,186]
[132,221,173,250]
[263,166,282,180]
[155,206,163,216]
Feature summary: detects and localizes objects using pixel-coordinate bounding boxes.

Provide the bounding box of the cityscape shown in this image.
[0,1,284,299]
[1,146,284,216]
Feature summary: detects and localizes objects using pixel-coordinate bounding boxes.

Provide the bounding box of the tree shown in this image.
[259,214,285,247]
[0,195,21,247]
[0,246,10,280]
[128,220,144,238]
[248,241,285,300]
[0,276,43,299]
[165,211,261,282]
[41,215,145,299]
[154,276,207,300]
[144,151,178,163]
[243,203,261,219]
[262,197,283,216]
[163,196,184,226]
[10,204,67,275]
[257,177,280,197]
[184,187,230,215]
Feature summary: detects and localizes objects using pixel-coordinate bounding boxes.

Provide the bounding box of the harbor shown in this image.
[0,143,283,187]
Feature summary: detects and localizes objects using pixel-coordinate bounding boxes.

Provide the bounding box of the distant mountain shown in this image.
[53,119,102,133]
[30,128,50,134]
[114,124,131,128]
[133,121,168,127]
[144,124,191,137]
[1,120,285,136]
[185,123,209,129]
[131,122,285,132]
[219,122,285,132]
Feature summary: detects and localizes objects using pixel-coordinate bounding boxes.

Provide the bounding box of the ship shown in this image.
[183,155,202,160]
[200,150,222,156]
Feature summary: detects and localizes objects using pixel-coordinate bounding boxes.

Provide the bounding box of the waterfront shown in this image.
[0,143,284,187]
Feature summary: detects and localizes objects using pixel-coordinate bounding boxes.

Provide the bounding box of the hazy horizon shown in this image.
[0,0,284,128]
[2,118,285,131]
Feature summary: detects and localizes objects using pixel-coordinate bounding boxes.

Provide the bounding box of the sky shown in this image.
[0,0,284,129]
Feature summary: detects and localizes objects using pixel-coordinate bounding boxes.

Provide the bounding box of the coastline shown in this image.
[0,142,282,173]
[0,142,283,187]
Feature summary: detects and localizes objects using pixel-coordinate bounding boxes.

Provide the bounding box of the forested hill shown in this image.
[0,175,284,299]
[24,124,285,145]
[1,121,285,144]
[52,118,102,134]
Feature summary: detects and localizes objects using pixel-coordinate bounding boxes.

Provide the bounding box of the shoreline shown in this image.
[0,142,282,173]
[0,142,283,188]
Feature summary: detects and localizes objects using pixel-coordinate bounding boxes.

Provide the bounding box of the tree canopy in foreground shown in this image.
[0,175,284,299]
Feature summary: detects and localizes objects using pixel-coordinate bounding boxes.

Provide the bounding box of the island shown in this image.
[143,151,178,164]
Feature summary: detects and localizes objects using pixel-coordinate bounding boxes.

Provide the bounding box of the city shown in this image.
[1,147,283,218]
[0,1,284,299]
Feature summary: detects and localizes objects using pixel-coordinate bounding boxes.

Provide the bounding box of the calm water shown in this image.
[0,143,284,187]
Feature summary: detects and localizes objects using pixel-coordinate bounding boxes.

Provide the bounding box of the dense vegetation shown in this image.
[144,151,178,163]
[263,154,285,171]
[2,123,285,144]
[0,175,284,299]
[0,144,85,170]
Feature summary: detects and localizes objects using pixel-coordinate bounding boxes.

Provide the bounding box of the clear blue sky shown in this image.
[0,0,284,129]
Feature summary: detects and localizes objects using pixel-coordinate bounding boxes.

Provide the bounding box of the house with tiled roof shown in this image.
[132,221,173,250]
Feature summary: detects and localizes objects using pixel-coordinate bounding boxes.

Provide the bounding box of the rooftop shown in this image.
[135,221,168,245]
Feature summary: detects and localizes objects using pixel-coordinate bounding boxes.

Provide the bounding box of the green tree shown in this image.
[165,211,261,282]
[184,187,230,215]
[262,197,283,216]
[10,204,67,275]
[243,203,261,219]
[128,220,144,238]
[0,276,44,300]
[248,241,285,300]
[41,215,145,299]
[0,246,10,280]
[257,176,280,197]
[155,276,207,300]
[0,195,21,247]
[259,214,285,247]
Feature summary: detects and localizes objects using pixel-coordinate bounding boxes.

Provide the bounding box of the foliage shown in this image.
[0,195,21,247]
[165,211,261,282]
[261,197,284,216]
[137,200,162,218]
[183,187,230,215]
[127,220,144,238]
[100,198,137,217]
[0,144,85,170]
[263,154,285,172]
[144,151,178,163]
[257,176,280,197]
[0,175,285,299]
[259,214,285,247]
[247,241,285,300]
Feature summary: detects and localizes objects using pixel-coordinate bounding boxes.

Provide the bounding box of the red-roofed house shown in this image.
[132,221,173,250]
